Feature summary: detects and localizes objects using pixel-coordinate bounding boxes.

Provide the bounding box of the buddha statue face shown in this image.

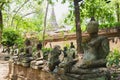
[86,19,99,34]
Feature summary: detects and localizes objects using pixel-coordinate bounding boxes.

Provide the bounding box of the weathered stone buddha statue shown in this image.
[79,18,110,69]
[35,41,43,59]
[64,18,111,80]
[30,42,44,69]
[21,39,33,67]
[58,45,77,73]
[48,45,61,71]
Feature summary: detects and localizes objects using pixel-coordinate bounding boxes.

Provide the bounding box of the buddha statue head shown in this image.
[86,18,99,34]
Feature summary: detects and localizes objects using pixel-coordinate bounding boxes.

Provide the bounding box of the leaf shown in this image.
[61,0,66,4]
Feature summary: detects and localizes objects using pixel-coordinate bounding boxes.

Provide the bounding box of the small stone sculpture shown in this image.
[31,42,44,69]
[59,46,77,73]
[70,42,75,49]
[35,41,43,59]
[48,45,61,71]
[21,39,33,67]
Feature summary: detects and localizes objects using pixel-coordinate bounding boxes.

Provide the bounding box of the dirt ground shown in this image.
[0,53,9,80]
[0,61,8,80]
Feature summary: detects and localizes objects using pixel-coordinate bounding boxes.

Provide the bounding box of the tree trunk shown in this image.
[0,10,3,43]
[73,0,83,54]
[42,1,49,46]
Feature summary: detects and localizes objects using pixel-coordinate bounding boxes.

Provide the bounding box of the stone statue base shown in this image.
[64,67,111,80]
[20,57,34,67]
[8,61,112,80]
[30,60,44,69]
[21,62,30,67]
[16,61,21,65]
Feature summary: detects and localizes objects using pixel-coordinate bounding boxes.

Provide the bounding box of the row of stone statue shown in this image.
[11,38,76,71]
[11,18,111,80]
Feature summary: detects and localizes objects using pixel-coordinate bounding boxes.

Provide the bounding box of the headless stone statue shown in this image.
[48,45,61,71]
[59,46,77,73]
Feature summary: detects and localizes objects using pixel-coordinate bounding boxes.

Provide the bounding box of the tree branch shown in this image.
[42,1,49,46]
[0,2,5,10]
[15,11,37,29]
[22,11,36,18]
[11,0,30,26]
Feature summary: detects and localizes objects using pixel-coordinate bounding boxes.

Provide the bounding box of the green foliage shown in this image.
[99,22,120,29]
[114,22,120,27]
[42,47,52,54]
[0,0,10,3]
[2,28,24,47]
[64,0,117,32]
[15,35,25,48]
[1,0,120,41]
[84,0,115,22]
[42,48,52,60]
[64,43,69,48]
[71,22,120,32]
[107,49,120,67]
[2,0,44,33]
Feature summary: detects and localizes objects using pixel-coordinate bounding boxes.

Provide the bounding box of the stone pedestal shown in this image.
[20,57,33,67]
[8,61,112,80]
[21,62,30,67]
[66,67,111,80]
[30,60,44,69]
